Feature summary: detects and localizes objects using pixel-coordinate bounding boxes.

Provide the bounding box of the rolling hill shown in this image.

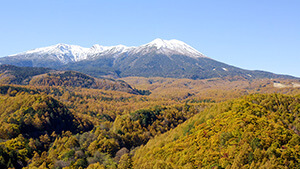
[0,65,144,94]
[133,94,300,168]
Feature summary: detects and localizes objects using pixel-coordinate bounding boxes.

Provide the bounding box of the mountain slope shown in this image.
[30,71,139,94]
[64,52,296,80]
[133,94,300,168]
[0,90,92,139]
[0,64,53,84]
[0,39,298,80]
[0,65,140,94]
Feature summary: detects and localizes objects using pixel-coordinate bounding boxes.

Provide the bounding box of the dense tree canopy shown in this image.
[133,94,300,168]
[0,75,299,168]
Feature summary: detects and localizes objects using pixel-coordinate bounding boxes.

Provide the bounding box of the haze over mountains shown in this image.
[0,39,297,79]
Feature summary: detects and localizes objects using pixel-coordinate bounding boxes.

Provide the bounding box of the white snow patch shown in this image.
[8,43,133,63]
[135,38,207,58]
[222,68,228,71]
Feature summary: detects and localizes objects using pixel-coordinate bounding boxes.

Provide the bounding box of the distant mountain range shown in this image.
[0,39,297,79]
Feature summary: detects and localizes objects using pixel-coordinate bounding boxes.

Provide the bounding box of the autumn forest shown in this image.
[0,66,300,169]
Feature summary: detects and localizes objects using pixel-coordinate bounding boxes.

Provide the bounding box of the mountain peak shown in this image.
[1,39,297,80]
[147,39,166,49]
[4,38,207,65]
[54,43,74,52]
[142,38,206,58]
[55,43,69,47]
[146,38,184,49]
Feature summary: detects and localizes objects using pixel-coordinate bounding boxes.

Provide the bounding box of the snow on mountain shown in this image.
[2,39,297,80]
[7,39,206,64]
[9,43,103,63]
[133,38,206,58]
[92,45,134,59]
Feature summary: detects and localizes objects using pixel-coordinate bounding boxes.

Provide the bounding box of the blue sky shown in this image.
[0,0,299,77]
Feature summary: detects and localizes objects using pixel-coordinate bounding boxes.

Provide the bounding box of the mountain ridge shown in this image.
[5,38,206,64]
[0,39,298,80]
[0,64,148,94]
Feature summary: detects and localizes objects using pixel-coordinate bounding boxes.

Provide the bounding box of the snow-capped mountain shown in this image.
[5,38,206,64]
[129,38,206,58]
[9,43,94,63]
[0,39,297,80]
[8,43,129,63]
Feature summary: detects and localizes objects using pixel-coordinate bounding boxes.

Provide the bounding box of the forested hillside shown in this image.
[0,64,52,85]
[0,84,209,168]
[0,74,299,168]
[122,76,300,101]
[133,94,300,168]
[0,65,148,94]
